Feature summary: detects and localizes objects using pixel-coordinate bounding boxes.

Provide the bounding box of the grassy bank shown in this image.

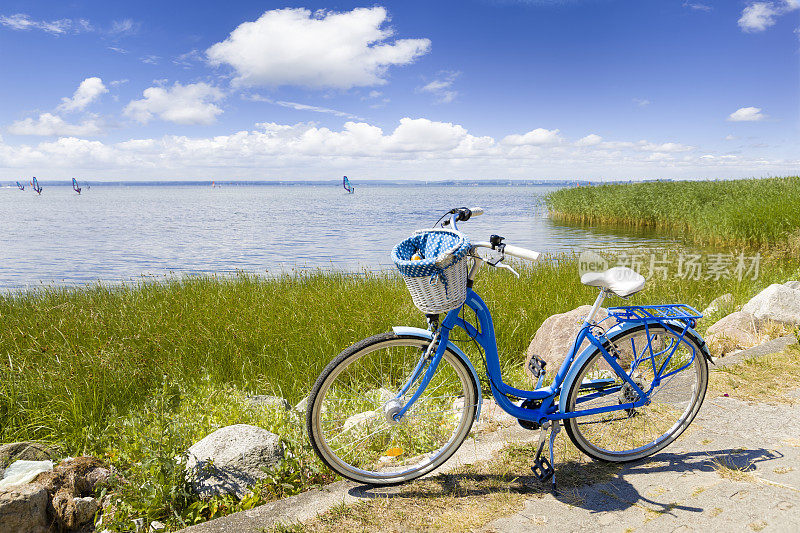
[2,256,799,529]
[545,177,800,249]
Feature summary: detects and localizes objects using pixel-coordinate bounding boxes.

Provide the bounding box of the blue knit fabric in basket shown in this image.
[391,230,471,278]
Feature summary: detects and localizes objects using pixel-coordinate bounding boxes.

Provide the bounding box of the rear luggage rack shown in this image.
[607,304,702,326]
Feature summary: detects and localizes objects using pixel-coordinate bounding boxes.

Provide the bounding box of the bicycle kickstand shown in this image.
[531,420,561,492]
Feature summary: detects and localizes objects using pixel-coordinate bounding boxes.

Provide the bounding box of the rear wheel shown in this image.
[564,324,708,462]
[307,333,478,484]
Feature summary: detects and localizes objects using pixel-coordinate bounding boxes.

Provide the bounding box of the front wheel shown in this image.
[564,323,708,462]
[306,333,479,485]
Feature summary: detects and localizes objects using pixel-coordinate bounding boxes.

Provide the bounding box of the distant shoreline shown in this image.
[2,178,625,188]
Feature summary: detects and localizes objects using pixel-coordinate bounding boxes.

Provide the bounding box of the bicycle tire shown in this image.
[306,332,479,485]
[563,323,708,462]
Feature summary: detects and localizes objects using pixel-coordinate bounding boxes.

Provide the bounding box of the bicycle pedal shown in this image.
[527,354,547,379]
[531,455,554,482]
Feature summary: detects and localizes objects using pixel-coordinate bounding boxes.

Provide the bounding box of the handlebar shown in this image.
[473,242,540,262]
[438,206,540,264]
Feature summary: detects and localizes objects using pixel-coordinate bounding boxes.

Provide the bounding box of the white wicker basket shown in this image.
[392,228,472,315]
[402,257,469,314]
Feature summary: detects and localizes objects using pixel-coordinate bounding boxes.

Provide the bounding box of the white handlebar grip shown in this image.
[503,245,540,262]
[470,207,485,217]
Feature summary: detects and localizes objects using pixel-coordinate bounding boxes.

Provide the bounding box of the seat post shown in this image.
[584,288,608,326]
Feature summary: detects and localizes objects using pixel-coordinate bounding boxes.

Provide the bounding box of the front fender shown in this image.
[557,320,709,414]
[392,326,483,422]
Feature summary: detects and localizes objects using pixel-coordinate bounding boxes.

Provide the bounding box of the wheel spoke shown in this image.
[566,325,707,461]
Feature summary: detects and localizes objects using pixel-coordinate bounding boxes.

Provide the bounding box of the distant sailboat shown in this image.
[16,181,25,191]
[31,177,42,195]
[72,178,82,194]
[342,175,355,194]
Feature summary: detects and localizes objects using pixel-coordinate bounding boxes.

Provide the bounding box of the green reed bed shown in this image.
[545,176,800,249]
[1,257,798,529]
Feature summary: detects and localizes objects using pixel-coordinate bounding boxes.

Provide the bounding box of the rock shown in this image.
[705,311,765,356]
[293,396,309,413]
[742,283,800,325]
[701,293,733,318]
[0,460,53,488]
[150,519,166,531]
[85,466,113,489]
[343,411,378,432]
[52,493,99,529]
[367,388,395,403]
[246,395,291,411]
[0,484,49,533]
[785,280,800,290]
[452,398,515,428]
[132,517,146,532]
[524,305,609,381]
[73,496,100,526]
[0,442,60,469]
[33,456,107,530]
[186,424,284,498]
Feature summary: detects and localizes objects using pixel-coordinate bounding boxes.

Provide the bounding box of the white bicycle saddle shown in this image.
[580,266,645,297]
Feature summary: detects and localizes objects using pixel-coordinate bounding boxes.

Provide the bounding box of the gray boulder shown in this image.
[246,395,291,411]
[293,396,309,413]
[741,283,800,325]
[0,484,49,533]
[525,305,609,381]
[186,424,284,498]
[701,293,733,318]
[0,442,59,470]
[785,280,800,290]
[705,311,764,356]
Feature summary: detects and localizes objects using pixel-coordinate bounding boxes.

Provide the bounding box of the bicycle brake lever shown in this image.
[497,263,520,278]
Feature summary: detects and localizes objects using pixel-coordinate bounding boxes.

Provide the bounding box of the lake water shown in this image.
[0,184,679,291]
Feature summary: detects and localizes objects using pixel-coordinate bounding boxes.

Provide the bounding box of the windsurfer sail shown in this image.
[342,175,355,194]
[16,181,25,191]
[31,177,42,195]
[72,178,82,194]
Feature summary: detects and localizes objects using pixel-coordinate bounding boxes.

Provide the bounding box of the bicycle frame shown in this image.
[394,287,703,427]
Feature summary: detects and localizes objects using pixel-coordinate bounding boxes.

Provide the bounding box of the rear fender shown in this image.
[392,326,483,422]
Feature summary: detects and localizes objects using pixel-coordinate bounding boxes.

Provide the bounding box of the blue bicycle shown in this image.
[307,208,710,485]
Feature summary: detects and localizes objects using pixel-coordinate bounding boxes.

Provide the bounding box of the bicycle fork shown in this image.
[532,420,561,491]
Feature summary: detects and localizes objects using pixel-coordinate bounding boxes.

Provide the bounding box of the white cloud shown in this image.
[682,1,712,11]
[0,119,794,180]
[633,98,650,107]
[637,141,694,152]
[206,7,431,89]
[724,134,736,141]
[140,55,160,65]
[728,106,767,121]
[57,77,108,112]
[109,19,139,36]
[502,128,562,146]
[575,134,603,146]
[124,82,225,125]
[7,113,103,136]
[243,94,364,120]
[738,1,799,33]
[0,13,89,35]
[173,49,203,68]
[417,71,460,104]
[107,46,127,54]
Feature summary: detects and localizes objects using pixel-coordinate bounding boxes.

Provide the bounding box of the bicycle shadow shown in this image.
[346,446,782,516]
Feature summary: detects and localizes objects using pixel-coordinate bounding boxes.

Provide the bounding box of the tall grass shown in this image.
[545,177,800,249]
[2,256,798,454]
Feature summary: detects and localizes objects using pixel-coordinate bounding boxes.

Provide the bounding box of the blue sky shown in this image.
[0,0,797,180]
